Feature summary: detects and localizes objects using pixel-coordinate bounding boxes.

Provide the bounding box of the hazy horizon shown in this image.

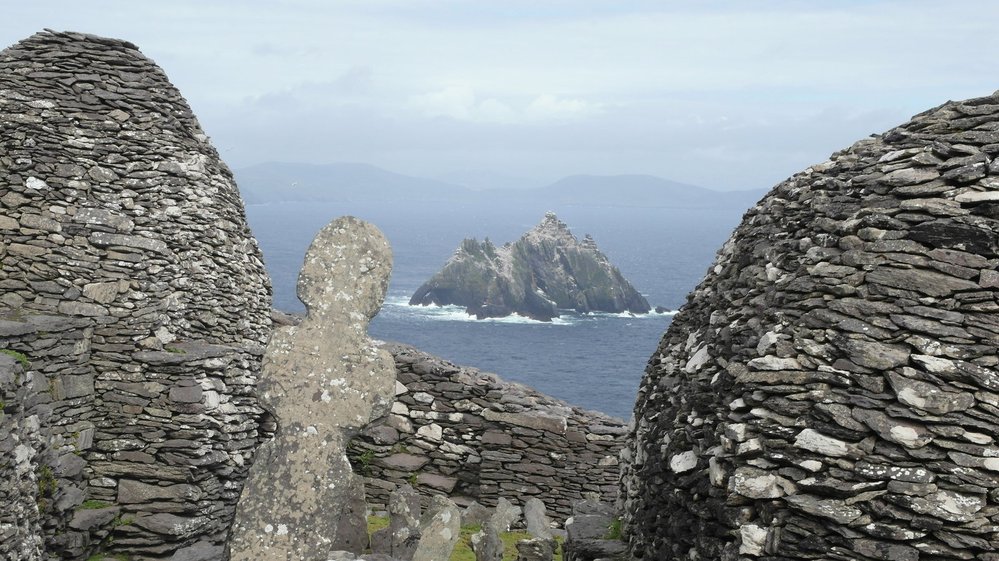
[5,1,999,191]
[235,159,769,193]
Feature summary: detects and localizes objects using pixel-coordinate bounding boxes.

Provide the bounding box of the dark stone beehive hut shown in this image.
[0,31,271,560]
[621,92,999,560]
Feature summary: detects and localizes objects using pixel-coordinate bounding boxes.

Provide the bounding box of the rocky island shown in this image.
[409,212,652,321]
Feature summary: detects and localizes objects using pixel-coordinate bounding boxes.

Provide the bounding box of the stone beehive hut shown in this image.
[0,31,271,560]
[621,93,999,559]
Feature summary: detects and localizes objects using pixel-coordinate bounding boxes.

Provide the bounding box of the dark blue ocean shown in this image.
[245,201,750,420]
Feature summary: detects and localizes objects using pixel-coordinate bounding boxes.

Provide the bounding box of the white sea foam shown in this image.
[581,309,678,319]
[394,301,575,326]
[383,294,674,324]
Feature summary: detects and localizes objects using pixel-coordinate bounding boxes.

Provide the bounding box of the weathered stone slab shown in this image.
[412,495,461,561]
[523,497,553,540]
[482,409,567,435]
[229,217,395,560]
[88,231,169,254]
[371,484,421,559]
[117,480,201,504]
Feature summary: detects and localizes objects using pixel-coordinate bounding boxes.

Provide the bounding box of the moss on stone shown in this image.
[0,349,29,368]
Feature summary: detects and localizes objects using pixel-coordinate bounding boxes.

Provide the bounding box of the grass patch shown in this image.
[35,464,57,514]
[368,514,390,534]
[164,347,185,354]
[449,523,482,561]
[357,449,376,475]
[0,349,29,368]
[37,465,56,495]
[605,517,623,540]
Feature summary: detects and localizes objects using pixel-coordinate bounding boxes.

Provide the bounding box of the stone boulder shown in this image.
[621,90,999,560]
[523,497,553,540]
[229,217,395,560]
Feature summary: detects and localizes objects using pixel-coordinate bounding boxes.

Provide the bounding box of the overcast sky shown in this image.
[4,1,999,190]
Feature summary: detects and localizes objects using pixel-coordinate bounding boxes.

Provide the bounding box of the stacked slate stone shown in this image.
[1,351,45,560]
[562,499,627,561]
[0,315,102,560]
[349,343,626,522]
[621,91,999,560]
[0,31,271,560]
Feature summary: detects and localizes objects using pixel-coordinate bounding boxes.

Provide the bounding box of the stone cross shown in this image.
[229,217,396,561]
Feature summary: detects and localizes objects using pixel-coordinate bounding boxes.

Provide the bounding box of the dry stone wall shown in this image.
[0,30,271,560]
[0,314,101,561]
[621,91,999,560]
[349,343,626,522]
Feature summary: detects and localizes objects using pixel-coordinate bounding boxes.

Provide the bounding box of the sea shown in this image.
[245,200,751,420]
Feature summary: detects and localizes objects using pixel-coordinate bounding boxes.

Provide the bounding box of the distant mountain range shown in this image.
[234,162,765,209]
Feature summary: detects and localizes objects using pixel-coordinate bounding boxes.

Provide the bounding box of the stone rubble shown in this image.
[621,89,999,560]
[562,499,626,561]
[0,30,272,560]
[0,352,45,561]
[471,497,522,561]
[229,217,395,561]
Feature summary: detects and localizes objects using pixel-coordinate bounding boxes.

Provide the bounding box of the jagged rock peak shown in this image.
[620,89,999,560]
[410,213,651,321]
[525,211,576,245]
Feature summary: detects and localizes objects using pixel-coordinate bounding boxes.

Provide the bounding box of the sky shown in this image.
[3,1,999,191]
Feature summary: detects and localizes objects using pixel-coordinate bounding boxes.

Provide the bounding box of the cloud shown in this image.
[6,0,999,190]
[410,86,600,124]
[330,66,374,94]
[410,84,478,121]
[526,94,602,121]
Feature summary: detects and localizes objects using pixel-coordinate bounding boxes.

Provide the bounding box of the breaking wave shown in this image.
[380,294,676,325]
